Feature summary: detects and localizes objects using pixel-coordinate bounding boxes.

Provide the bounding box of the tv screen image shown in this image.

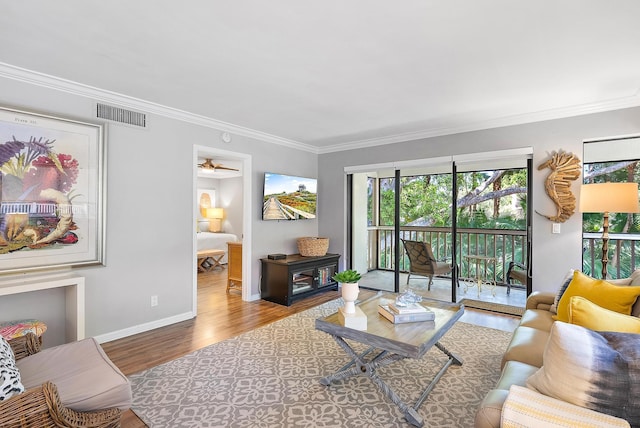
[262,172,317,220]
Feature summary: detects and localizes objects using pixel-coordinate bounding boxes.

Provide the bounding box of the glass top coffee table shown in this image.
[315,293,464,427]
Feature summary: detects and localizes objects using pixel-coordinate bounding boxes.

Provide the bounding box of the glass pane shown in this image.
[582,159,640,278]
[379,177,395,226]
[399,173,452,227]
[456,169,527,231]
[456,168,528,284]
[291,268,314,295]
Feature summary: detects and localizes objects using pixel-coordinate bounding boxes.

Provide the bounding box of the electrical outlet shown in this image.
[151,295,158,307]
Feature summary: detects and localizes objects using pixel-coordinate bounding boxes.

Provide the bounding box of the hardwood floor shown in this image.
[102,268,520,427]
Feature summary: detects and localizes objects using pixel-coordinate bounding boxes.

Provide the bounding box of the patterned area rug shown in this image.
[129,299,512,427]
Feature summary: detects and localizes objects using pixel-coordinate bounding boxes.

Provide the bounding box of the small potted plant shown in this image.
[332,270,362,284]
[332,270,362,314]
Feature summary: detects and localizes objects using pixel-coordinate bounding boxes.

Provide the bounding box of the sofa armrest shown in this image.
[8,332,41,360]
[502,385,630,428]
[525,291,556,311]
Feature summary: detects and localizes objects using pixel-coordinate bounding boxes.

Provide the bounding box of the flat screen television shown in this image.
[262,172,317,220]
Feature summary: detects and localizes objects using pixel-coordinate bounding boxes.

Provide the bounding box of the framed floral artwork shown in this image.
[0,106,105,273]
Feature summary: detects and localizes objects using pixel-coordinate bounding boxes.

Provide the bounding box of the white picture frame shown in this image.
[0,106,106,273]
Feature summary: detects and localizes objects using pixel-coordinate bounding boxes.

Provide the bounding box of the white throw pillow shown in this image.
[502,385,630,428]
[527,321,640,425]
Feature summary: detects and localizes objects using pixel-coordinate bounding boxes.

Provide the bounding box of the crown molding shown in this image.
[317,90,640,154]
[3,62,640,156]
[0,62,319,154]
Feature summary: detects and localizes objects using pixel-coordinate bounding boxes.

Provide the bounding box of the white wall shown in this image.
[0,76,319,345]
[196,176,219,231]
[219,176,243,237]
[351,173,369,275]
[3,71,639,345]
[318,106,640,294]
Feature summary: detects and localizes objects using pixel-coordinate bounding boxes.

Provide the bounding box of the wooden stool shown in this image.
[197,249,226,272]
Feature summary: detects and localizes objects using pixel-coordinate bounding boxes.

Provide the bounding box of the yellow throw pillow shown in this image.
[568,296,640,333]
[555,271,640,323]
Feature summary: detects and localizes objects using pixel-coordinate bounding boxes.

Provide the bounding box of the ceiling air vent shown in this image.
[96,103,146,128]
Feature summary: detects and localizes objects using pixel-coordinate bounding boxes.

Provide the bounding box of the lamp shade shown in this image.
[206,207,224,219]
[580,183,639,214]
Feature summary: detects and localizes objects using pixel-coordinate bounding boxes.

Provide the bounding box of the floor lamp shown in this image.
[579,182,639,279]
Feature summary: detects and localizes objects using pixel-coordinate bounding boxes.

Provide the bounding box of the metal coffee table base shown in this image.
[319,335,463,427]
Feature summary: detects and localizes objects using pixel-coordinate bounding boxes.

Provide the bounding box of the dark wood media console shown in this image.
[260,253,340,306]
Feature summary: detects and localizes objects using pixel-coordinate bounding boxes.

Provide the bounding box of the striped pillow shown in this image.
[549,269,574,314]
[527,322,640,425]
[502,385,630,427]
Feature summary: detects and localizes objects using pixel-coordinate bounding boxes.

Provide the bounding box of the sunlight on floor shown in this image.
[358,269,526,309]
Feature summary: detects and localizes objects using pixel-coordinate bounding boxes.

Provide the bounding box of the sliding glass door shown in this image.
[347,149,532,307]
[397,164,455,299]
[348,161,455,296]
[349,168,397,292]
[454,155,532,305]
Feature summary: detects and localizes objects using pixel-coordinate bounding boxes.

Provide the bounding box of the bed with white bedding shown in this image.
[197,232,238,264]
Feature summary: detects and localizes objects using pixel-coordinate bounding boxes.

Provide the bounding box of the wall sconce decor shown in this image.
[536,150,581,223]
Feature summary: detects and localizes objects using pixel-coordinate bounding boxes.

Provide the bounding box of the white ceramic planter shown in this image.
[341,282,360,314]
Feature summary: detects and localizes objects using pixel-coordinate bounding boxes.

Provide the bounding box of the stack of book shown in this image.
[378,302,435,324]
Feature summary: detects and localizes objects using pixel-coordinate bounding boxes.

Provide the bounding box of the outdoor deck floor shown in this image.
[358,269,526,310]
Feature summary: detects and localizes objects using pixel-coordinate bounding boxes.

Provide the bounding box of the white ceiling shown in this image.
[2,1,640,153]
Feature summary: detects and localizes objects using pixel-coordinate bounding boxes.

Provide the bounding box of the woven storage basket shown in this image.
[297,237,329,257]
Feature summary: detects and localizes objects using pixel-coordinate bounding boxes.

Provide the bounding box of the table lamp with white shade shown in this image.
[206,207,224,232]
[579,182,639,279]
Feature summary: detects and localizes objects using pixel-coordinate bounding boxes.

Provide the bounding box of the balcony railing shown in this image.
[583,233,640,278]
[368,227,640,283]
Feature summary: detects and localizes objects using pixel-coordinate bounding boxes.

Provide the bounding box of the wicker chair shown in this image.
[1,333,126,428]
[401,239,454,290]
[506,261,527,295]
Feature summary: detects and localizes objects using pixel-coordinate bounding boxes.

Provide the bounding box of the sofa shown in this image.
[475,269,640,428]
[0,333,132,428]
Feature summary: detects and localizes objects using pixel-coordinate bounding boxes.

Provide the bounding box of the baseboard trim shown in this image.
[94,311,194,344]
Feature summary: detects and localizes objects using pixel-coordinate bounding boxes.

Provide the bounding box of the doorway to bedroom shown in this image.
[194,145,251,315]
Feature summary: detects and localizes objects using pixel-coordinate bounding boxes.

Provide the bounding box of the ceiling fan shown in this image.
[197,158,239,172]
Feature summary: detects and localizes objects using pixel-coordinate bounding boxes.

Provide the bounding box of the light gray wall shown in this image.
[318,106,640,293]
[219,176,243,238]
[0,76,318,345]
[3,72,639,346]
[196,176,219,232]
[351,173,369,274]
